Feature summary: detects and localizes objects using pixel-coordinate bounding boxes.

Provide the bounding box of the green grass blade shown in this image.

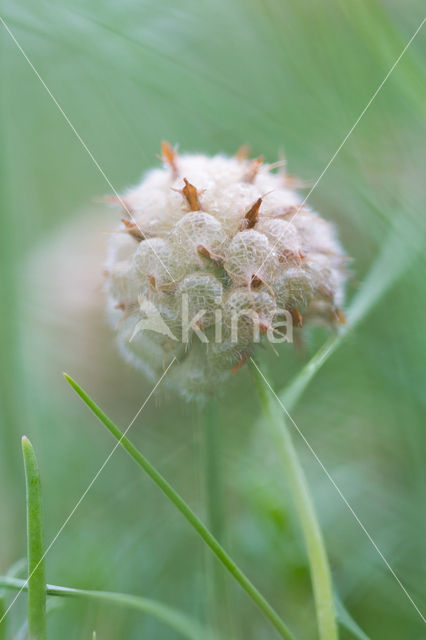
[0,558,27,640]
[202,400,233,638]
[251,361,338,640]
[281,218,421,411]
[334,592,370,640]
[0,599,5,640]
[63,373,297,640]
[22,436,46,640]
[0,577,209,640]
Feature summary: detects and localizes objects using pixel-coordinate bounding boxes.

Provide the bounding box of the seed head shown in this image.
[105,144,348,402]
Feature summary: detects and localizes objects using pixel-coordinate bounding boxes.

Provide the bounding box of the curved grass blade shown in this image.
[334,592,370,640]
[0,577,209,640]
[251,361,338,640]
[0,558,27,640]
[281,218,422,411]
[202,400,233,638]
[22,436,46,640]
[0,599,5,640]
[64,374,297,640]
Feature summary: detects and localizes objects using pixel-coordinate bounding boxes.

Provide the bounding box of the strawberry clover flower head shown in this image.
[105,143,347,402]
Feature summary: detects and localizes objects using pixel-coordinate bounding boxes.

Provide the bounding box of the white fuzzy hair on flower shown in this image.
[105,143,348,402]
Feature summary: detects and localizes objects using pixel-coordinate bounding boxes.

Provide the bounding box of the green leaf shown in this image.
[0,577,210,640]
[251,360,338,640]
[64,373,297,640]
[22,436,46,640]
[335,592,370,640]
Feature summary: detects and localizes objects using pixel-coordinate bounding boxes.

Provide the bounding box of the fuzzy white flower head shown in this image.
[105,143,347,402]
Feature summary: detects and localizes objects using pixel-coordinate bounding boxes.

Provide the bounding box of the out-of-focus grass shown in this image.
[1,0,425,638]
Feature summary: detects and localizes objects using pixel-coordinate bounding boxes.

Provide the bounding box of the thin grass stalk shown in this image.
[202,399,233,638]
[0,599,5,640]
[281,216,421,412]
[21,436,46,640]
[251,361,338,640]
[0,577,209,640]
[0,558,28,640]
[64,373,297,640]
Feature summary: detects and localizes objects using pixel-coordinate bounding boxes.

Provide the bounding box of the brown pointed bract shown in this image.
[182,178,201,211]
[241,197,262,230]
[121,219,145,241]
[235,144,251,161]
[197,245,223,265]
[231,352,250,374]
[289,308,303,328]
[161,141,178,177]
[245,156,263,183]
[250,274,263,288]
[334,307,346,324]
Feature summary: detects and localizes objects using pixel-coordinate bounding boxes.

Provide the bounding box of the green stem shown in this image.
[22,436,46,640]
[0,599,5,640]
[64,374,297,640]
[0,558,27,640]
[0,577,209,640]
[203,400,225,542]
[251,362,338,640]
[202,400,232,638]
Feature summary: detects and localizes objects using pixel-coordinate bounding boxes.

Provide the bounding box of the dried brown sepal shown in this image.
[283,174,311,189]
[235,144,251,161]
[147,274,157,289]
[250,274,263,288]
[334,307,346,324]
[240,197,262,230]
[317,284,334,299]
[277,249,303,266]
[258,320,270,334]
[289,308,303,328]
[121,219,145,241]
[147,276,177,293]
[231,352,250,374]
[161,140,179,177]
[197,245,224,265]
[116,304,136,328]
[249,274,275,296]
[244,156,264,183]
[181,178,202,211]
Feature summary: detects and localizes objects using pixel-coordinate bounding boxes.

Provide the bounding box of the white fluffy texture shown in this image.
[105,151,347,402]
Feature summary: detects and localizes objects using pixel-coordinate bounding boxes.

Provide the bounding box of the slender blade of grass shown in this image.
[21,436,46,640]
[0,600,5,640]
[0,577,210,640]
[0,558,28,640]
[64,373,297,640]
[281,217,422,411]
[251,361,338,640]
[202,400,233,638]
[335,592,370,640]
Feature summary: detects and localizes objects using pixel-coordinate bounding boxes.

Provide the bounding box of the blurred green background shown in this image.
[1,0,425,638]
